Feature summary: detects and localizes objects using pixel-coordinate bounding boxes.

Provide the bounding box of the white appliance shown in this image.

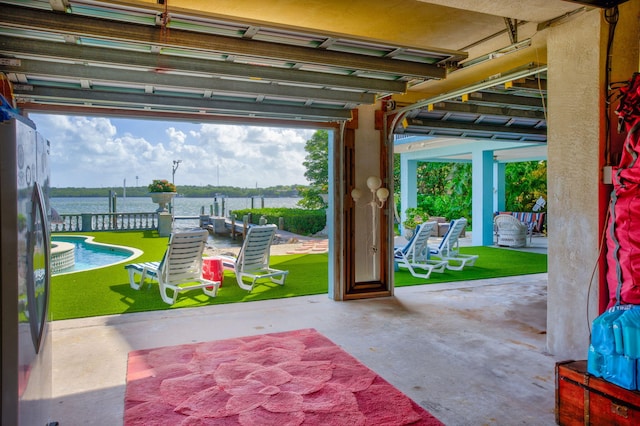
[1,96,55,425]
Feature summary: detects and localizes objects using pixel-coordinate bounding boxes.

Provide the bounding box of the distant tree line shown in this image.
[51,184,302,198]
[298,130,548,223]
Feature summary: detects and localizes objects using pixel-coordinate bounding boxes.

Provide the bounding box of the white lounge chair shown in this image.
[218,224,288,292]
[394,221,448,279]
[494,214,528,247]
[429,218,479,271]
[124,229,220,304]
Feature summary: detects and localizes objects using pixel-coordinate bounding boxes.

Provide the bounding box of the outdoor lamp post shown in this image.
[172,160,182,184]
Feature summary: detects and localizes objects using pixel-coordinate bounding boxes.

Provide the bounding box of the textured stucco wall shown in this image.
[546,3,640,359]
[546,9,604,359]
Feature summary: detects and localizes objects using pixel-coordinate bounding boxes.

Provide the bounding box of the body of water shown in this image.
[50,196,301,216]
[50,196,302,249]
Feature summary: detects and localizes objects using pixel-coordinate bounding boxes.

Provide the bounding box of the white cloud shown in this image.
[187,124,314,188]
[29,114,318,189]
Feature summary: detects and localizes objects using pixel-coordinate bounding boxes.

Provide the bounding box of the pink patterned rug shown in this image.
[124,328,443,425]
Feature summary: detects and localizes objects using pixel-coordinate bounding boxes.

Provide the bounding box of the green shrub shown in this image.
[230,208,325,235]
[403,207,430,229]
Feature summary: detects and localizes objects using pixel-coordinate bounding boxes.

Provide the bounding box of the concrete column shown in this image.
[546,4,639,359]
[399,155,418,232]
[493,162,506,213]
[157,212,173,237]
[471,149,494,246]
[327,128,338,300]
[208,217,227,234]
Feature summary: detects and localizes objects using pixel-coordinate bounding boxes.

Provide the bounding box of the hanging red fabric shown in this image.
[606,73,640,307]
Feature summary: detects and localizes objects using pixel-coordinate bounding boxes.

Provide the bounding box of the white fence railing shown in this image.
[51,212,158,232]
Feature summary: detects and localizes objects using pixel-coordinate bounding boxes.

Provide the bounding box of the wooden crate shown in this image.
[556,360,640,425]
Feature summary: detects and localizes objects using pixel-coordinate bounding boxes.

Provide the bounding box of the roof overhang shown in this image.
[394,136,546,163]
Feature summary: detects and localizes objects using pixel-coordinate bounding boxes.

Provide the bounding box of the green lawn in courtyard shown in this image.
[50,231,547,320]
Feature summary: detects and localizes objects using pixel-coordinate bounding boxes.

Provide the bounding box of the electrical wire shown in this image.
[587,204,611,340]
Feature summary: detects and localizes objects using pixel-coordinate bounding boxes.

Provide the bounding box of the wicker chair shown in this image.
[494,214,528,248]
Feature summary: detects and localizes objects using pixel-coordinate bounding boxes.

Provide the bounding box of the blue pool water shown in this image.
[52,236,138,274]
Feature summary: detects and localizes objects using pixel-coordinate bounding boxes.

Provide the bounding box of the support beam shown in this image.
[504,17,518,44]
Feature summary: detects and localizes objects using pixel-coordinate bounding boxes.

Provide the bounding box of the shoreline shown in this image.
[204,233,328,257]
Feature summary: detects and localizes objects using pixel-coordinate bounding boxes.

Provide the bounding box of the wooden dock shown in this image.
[201,216,252,239]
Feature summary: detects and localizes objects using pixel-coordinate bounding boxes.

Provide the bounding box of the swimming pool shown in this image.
[51,236,142,275]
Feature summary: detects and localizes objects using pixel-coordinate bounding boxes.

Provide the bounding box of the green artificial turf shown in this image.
[50,231,329,320]
[50,231,546,320]
[394,246,547,287]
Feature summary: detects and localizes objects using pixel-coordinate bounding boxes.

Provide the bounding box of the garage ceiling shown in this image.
[395,69,547,143]
[0,0,467,123]
[0,0,588,145]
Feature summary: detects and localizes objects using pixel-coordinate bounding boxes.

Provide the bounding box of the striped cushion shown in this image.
[499,212,546,233]
[125,261,161,278]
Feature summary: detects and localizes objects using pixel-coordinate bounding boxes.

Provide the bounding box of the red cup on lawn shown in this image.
[203,257,224,287]
[211,258,223,286]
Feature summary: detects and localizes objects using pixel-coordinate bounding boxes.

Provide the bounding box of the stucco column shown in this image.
[546,4,639,359]
[400,155,418,232]
[493,162,506,214]
[471,149,494,246]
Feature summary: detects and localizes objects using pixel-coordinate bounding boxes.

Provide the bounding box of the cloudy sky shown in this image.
[29,114,317,189]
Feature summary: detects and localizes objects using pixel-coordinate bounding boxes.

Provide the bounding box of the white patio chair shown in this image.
[217,224,288,292]
[394,221,448,279]
[429,218,479,270]
[125,229,220,305]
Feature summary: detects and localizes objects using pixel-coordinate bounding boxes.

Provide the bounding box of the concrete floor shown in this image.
[51,238,561,425]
